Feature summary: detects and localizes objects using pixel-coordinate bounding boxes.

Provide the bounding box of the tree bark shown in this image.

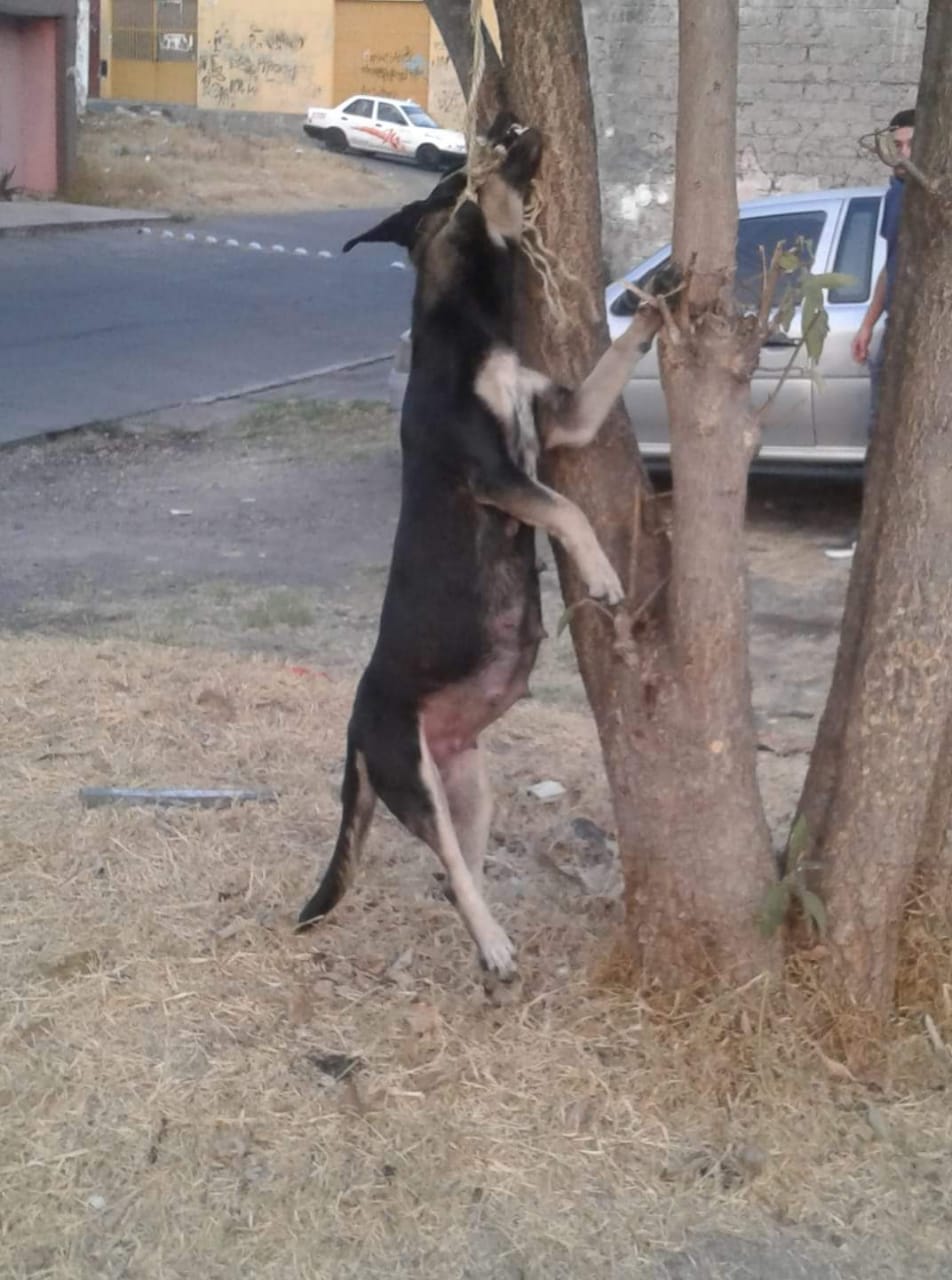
[424,0,505,129]
[915,709,952,897]
[787,334,898,885]
[799,0,952,1018]
[494,0,779,987]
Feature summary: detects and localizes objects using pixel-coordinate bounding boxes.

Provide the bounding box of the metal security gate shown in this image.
[111,0,197,104]
[334,1,430,108]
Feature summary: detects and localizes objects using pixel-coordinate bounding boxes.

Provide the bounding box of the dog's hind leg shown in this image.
[418,735,514,979]
[374,724,515,980]
[440,744,493,892]
[297,741,377,928]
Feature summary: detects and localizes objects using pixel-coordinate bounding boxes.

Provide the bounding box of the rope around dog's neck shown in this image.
[460,0,579,326]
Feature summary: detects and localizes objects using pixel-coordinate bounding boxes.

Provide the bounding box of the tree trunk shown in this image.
[424,0,505,129]
[799,0,952,1018]
[494,0,779,987]
[788,335,897,876]
[915,709,952,897]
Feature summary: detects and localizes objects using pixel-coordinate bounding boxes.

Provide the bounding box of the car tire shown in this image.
[325,128,348,154]
[416,143,441,171]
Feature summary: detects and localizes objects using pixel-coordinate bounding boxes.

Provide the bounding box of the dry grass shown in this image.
[3,633,952,1278]
[68,113,427,215]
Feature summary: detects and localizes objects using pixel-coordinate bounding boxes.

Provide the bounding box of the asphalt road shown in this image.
[1,209,417,443]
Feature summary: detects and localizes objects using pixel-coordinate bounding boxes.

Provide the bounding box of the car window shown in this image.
[735,211,827,307]
[828,196,881,304]
[611,209,828,318]
[610,257,672,317]
[345,98,374,118]
[404,106,438,128]
[377,103,407,126]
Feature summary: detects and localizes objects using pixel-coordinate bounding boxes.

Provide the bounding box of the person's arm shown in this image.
[851,267,886,363]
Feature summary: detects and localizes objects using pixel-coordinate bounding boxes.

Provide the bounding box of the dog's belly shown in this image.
[422,559,544,769]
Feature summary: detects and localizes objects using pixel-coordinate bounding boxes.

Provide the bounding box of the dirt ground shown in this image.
[68,111,431,216]
[4,400,952,1279]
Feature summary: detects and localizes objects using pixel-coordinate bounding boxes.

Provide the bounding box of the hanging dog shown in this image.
[297,115,663,987]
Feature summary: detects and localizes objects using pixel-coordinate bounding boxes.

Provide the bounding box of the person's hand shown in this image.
[851,325,872,364]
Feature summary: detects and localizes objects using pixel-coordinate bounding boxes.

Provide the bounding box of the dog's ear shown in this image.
[342,201,429,253]
[341,170,467,254]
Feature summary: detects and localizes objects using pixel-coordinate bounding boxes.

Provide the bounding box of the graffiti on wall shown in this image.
[247,25,305,53]
[198,26,306,106]
[359,45,426,89]
[427,46,464,128]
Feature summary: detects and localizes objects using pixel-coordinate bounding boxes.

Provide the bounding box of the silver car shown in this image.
[388,186,887,470]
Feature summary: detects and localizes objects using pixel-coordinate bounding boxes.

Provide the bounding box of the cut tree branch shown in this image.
[756,244,787,337]
[859,129,939,197]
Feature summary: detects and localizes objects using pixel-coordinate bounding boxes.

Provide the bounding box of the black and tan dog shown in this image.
[298,116,661,983]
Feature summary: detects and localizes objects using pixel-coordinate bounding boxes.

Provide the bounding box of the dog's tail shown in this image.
[297,741,376,928]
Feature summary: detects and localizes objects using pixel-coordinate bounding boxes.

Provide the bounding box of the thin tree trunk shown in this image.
[789,342,897,876]
[804,0,952,1018]
[494,0,778,987]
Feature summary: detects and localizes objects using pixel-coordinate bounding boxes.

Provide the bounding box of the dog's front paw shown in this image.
[586,561,624,606]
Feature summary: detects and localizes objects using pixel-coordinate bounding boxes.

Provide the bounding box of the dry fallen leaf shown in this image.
[405,1002,441,1036]
[815,1045,857,1082]
[306,1052,363,1081]
[196,688,237,722]
[287,986,313,1026]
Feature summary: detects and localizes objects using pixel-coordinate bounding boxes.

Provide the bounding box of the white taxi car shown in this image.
[303,95,467,171]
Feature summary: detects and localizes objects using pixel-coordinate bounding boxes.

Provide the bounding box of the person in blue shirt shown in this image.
[825,108,915,562]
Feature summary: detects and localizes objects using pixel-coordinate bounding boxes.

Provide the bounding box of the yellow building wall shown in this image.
[427,24,463,127]
[195,0,334,112]
[99,0,112,96]
[333,1,430,106]
[99,0,489,118]
[100,0,200,104]
[427,0,498,129]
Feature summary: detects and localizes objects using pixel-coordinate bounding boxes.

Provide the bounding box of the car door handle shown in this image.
[762,333,800,348]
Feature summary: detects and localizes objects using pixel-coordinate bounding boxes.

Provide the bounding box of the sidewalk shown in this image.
[0,199,174,237]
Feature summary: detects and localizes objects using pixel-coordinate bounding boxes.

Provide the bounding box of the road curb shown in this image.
[0,213,179,239]
[190,353,393,405]
[0,352,395,449]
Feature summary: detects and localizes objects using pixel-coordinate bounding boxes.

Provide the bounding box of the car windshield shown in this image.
[403,106,438,129]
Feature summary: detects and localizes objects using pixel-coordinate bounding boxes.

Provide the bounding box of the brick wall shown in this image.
[583,0,927,274]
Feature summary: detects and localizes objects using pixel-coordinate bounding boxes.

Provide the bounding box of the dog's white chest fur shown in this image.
[474,348,549,478]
